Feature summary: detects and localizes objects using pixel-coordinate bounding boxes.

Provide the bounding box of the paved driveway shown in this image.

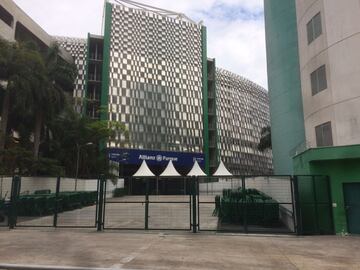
[0,229,359,270]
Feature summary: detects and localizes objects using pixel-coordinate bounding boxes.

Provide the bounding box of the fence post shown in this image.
[9,175,21,229]
[293,176,302,235]
[312,176,320,234]
[290,176,297,234]
[197,177,200,231]
[145,178,149,230]
[326,175,335,235]
[53,176,61,227]
[97,175,105,231]
[241,176,248,233]
[192,177,197,233]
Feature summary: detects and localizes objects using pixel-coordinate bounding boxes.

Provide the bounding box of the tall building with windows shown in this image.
[216,69,272,175]
[53,0,273,177]
[55,36,87,113]
[264,0,360,234]
[1,0,273,177]
[98,1,206,176]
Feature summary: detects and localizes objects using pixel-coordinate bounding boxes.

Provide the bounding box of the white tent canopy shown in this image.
[212,160,232,176]
[187,160,207,176]
[132,160,155,177]
[160,160,181,177]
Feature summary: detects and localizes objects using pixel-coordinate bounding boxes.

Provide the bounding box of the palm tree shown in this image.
[0,39,45,155]
[0,39,14,153]
[32,44,76,159]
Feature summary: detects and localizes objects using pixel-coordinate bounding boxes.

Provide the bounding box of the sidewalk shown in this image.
[0,229,359,270]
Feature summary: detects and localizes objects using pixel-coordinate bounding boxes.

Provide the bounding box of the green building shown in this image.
[264,0,360,234]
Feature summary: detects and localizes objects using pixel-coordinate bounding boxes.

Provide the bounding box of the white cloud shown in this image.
[13,0,267,88]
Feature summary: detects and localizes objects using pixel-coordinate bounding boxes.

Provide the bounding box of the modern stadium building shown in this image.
[1,0,273,178]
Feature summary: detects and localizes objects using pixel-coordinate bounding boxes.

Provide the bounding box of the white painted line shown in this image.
[0,263,141,270]
[120,241,154,264]
[0,264,108,270]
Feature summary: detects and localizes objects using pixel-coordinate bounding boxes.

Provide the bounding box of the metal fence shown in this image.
[198,176,296,234]
[103,178,194,231]
[1,175,334,235]
[0,176,102,229]
[294,175,334,235]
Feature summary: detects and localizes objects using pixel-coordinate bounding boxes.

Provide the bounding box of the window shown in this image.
[311,65,327,95]
[0,5,13,27]
[315,122,333,147]
[307,12,322,44]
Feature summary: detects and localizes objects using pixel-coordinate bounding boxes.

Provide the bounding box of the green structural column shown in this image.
[264,0,306,174]
[98,2,112,151]
[101,2,112,122]
[201,26,209,175]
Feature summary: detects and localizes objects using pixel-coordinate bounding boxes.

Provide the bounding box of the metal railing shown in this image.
[1,174,334,235]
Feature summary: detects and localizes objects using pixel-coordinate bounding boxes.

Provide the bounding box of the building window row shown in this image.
[0,5,14,27]
[311,64,327,95]
[315,121,333,147]
[307,12,322,44]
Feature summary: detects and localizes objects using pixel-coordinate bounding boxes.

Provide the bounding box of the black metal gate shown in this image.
[197,176,297,234]
[102,178,196,231]
[1,175,334,235]
[1,176,100,229]
[294,175,334,235]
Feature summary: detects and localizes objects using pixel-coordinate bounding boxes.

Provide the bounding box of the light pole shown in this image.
[75,142,94,191]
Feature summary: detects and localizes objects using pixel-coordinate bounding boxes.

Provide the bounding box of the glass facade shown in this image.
[106,4,203,153]
[54,36,87,114]
[216,68,273,175]
[56,1,273,175]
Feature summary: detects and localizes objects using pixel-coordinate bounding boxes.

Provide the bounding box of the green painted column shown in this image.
[201,26,209,175]
[98,2,112,151]
[100,2,112,122]
[264,0,306,174]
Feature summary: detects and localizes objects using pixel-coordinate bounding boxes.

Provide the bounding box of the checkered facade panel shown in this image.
[216,68,273,175]
[55,36,87,114]
[107,4,203,153]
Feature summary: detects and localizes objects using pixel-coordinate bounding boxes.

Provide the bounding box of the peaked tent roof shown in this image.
[160,160,181,177]
[133,160,155,177]
[213,160,232,176]
[187,160,207,176]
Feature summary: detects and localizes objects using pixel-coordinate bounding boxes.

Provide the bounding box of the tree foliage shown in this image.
[0,38,127,178]
[258,126,272,152]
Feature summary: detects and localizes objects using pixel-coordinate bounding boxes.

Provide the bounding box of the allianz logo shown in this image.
[139,154,178,162]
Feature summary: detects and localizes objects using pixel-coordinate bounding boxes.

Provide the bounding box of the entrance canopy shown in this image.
[160,160,181,177]
[187,160,207,176]
[213,161,232,176]
[132,160,155,177]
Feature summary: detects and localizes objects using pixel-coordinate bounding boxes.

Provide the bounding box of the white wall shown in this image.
[0,0,72,61]
[296,0,360,147]
[0,176,124,200]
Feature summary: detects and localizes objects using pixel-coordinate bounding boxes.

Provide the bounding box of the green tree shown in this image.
[258,126,272,152]
[46,109,128,178]
[32,44,77,159]
[0,39,45,155]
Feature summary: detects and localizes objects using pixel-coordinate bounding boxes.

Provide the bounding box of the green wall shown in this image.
[264,0,306,174]
[294,145,360,234]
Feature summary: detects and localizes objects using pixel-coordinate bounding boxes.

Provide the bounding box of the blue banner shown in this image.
[108,148,205,167]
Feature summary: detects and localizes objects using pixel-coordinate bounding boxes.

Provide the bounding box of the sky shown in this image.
[13,0,268,88]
